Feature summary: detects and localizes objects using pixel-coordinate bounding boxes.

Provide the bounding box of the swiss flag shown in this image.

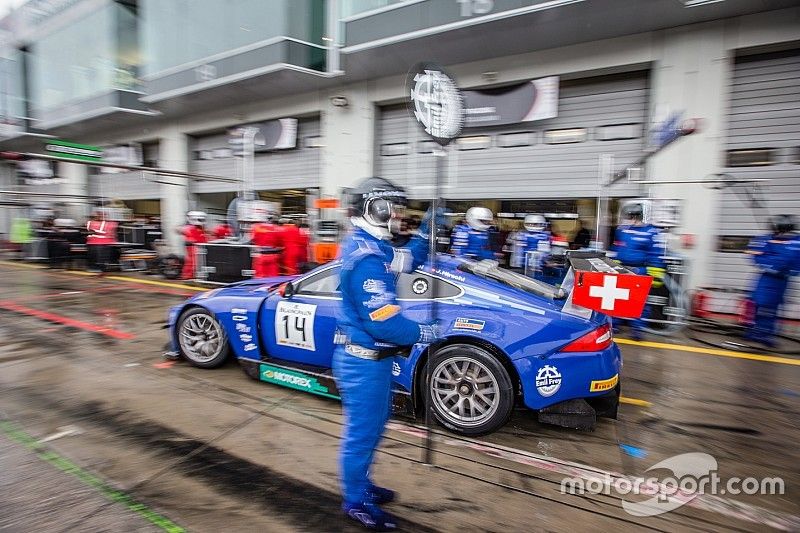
[571,271,652,318]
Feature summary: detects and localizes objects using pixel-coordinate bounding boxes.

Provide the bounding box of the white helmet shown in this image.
[466,207,493,231]
[187,211,207,226]
[524,214,546,232]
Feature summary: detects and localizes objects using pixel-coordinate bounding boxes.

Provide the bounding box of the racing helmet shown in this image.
[771,214,796,234]
[466,207,493,231]
[621,203,644,224]
[186,211,207,226]
[524,214,546,232]
[348,177,408,238]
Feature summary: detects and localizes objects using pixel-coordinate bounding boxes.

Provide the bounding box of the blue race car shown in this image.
[166,255,621,435]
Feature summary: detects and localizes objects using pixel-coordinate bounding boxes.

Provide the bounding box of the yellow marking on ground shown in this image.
[616,337,800,366]
[620,396,652,407]
[0,260,46,270]
[104,276,207,292]
[0,260,207,291]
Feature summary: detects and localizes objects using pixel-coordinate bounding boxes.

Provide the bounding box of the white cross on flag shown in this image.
[571,272,652,318]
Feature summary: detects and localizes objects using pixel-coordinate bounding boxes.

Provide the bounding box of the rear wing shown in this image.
[561,251,652,319]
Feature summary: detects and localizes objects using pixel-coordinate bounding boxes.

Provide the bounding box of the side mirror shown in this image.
[278,281,294,298]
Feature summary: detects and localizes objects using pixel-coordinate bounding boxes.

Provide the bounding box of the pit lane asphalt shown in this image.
[1,262,798,532]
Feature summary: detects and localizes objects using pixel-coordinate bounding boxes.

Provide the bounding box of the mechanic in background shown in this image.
[744,214,800,346]
[511,214,551,274]
[86,209,118,272]
[611,204,666,339]
[280,219,308,275]
[179,211,207,280]
[210,220,234,240]
[251,212,283,277]
[334,177,437,530]
[451,207,495,260]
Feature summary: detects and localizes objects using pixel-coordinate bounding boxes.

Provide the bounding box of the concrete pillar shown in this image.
[58,161,89,221]
[320,82,376,198]
[158,127,190,253]
[648,22,732,289]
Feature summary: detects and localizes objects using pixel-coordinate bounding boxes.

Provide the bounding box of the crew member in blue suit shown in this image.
[511,214,551,274]
[611,203,666,339]
[334,177,437,531]
[451,206,495,260]
[745,214,799,346]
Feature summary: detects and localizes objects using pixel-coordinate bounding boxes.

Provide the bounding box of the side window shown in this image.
[396,272,462,300]
[296,267,340,295]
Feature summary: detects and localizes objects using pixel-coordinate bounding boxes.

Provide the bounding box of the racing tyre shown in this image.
[176,308,230,368]
[426,344,514,436]
[160,254,184,279]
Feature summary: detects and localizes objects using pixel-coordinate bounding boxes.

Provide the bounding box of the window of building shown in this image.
[596,124,642,141]
[305,136,324,148]
[212,148,232,159]
[417,140,438,154]
[380,143,410,156]
[726,149,777,167]
[456,135,491,150]
[544,128,587,144]
[497,131,534,148]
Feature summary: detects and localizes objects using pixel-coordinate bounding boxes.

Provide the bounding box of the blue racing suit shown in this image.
[333,225,433,506]
[745,233,800,344]
[611,224,666,333]
[451,224,494,260]
[511,230,551,272]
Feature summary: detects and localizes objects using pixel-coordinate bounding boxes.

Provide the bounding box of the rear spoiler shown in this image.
[561,251,652,319]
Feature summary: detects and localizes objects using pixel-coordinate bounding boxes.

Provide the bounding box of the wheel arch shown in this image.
[412,335,522,415]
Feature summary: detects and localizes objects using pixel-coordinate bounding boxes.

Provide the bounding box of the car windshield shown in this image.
[457,259,567,300]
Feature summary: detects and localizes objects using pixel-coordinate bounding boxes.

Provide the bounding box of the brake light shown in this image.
[561,324,613,352]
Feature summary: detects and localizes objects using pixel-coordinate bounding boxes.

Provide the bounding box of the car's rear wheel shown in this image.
[426,344,514,436]
[177,308,229,368]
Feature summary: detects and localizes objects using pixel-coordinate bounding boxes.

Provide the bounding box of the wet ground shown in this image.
[1,261,798,532]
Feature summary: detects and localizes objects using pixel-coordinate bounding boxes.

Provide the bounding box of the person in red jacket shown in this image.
[280,219,310,275]
[251,215,283,277]
[180,211,208,280]
[211,221,233,240]
[86,210,118,272]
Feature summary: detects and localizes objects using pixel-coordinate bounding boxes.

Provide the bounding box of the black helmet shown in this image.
[621,203,644,221]
[771,214,796,234]
[347,177,408,234]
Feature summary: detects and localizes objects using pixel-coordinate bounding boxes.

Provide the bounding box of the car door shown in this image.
[260,265,340,368]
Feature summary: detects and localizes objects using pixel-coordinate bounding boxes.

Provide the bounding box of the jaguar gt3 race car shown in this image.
[166,255,629,435]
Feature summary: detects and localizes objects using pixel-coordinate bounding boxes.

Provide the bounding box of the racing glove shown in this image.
[417,323,441,344]
[646,266,666,288]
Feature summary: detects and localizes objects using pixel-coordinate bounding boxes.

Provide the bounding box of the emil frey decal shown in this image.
[535,365,562,397]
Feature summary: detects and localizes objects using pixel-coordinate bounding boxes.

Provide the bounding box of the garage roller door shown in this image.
[190,118,322,194]
[88,170,161,200]
[709,49,800,319]
[376,72,648,200]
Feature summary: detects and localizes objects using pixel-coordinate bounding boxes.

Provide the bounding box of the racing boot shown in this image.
[343,502,397,531]
[366,484,396,504]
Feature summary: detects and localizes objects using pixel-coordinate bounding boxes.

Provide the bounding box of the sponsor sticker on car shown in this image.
[454,317,485,331]
[535,365,562,397]
[589,374,619,392]
[259,363,339,399]
[368,304,401,322]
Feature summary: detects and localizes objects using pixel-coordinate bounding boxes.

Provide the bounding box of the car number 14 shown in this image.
[275,301,317,351]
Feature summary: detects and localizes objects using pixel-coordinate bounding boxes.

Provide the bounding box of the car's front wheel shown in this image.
[177,308,229,368]
[425,344,514,436]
